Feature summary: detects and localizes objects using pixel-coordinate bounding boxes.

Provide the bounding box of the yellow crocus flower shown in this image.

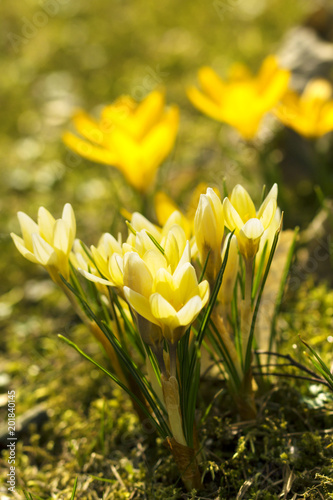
[63,90,179,193]
[11,204,76,283]
[223,184,278,261]
[275,79,333,138]
[123,242,209,345]
[187,55,290,139]
[79,215,187,291]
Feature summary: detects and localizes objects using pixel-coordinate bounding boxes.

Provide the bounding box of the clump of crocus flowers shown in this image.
[15,52,328,491]
[11,178,289,489]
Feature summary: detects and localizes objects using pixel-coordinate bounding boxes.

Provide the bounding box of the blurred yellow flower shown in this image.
[63,90,179,193]
[275,79,333,138]
[223,184,278,261]
[187,55,290,139]
[11,204,76,283]
[123,242,209,345]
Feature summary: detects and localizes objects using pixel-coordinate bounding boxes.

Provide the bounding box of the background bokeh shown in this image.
[1,0,320,295]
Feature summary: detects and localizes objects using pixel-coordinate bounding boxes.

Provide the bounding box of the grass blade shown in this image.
[70,477,78,500]
[244,220,282,374]
[301,338,333,391]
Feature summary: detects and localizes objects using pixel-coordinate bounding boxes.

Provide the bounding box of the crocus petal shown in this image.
[79,268,114,286]
[222,198,244,232]
[72,110,106,146]
[176,295,203,326]
[99,232,122,255]
[133,89,165,140]
[109,254,124,287]
[124,286,159,325]
[17,212,39,251]
[123,252,153,296]
[257,183,278,219]
[63,132,119,165]
[32,234,57,266]
[53,219,70,255]
[153,268,174,300]
[197,66,225,104]
[173,262,199,303]
[62,203,76,247]
[37,207,55,244]
[131,213,161,241]
[230,185,256,222]
[241,218,264,240]
[259,199,276,230]
[150,293,177,327]
[142,249,167,276]
[174,241,191,275]
[187,86,224,122]
[10,233,39,264]
[198,280,210,306]
[164,232,181,273]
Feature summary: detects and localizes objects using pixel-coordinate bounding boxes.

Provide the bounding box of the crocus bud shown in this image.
[194,188,224,281]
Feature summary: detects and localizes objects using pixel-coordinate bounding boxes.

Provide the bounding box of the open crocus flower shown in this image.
[275,79,333,138]
[187,55,290,139]
[223,184,278,261]
[11,204,76,283]
[63,89,179,193]
[79,215,188,292]
[123,242,209,345]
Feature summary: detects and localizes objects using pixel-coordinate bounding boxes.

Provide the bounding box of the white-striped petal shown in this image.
[17,212,39,251]
[38,207,55,244]
[32,234,57,266]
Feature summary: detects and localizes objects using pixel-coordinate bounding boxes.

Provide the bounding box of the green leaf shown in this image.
[70,477,78,500]
[196,230,235,347]
[147,232,165,255]
[199,249,211,283]
[59,334,169,437]
[268,227,299,355]
[243,220,281,374]
[301,338,333,391]
[252,240,268,301]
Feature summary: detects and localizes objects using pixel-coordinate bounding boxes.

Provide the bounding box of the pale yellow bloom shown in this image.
[63,90,179,193]
[187,55,290,139]
[11,204,76,283]
[79,214,187,291]
[123,242,209,344]
[275,79,333,138]
[194,188,224,281]
[223,184,278,261]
